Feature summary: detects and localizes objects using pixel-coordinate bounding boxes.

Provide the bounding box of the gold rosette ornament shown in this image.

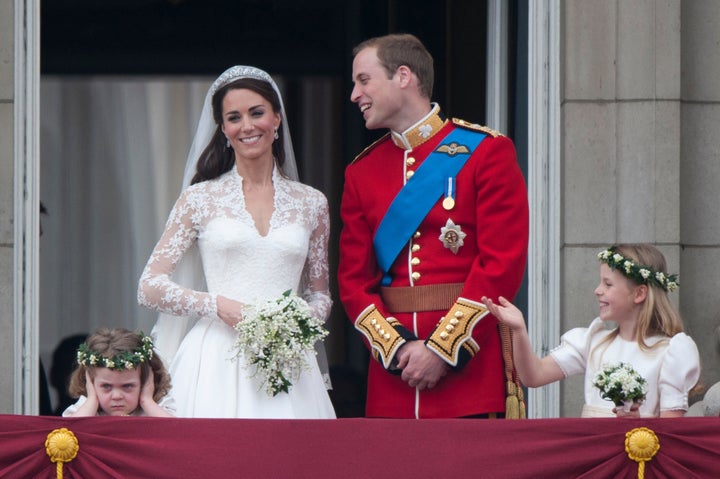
[625,427,659,479]
[45,428,79,479]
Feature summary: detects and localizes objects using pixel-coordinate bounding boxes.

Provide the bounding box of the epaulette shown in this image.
[451,118,504,138]
[351,132,391,164]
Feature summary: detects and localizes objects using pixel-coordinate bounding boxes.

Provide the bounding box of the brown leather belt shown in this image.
[380,283,464,313]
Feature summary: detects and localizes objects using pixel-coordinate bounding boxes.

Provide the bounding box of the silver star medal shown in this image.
[439,219,466,254]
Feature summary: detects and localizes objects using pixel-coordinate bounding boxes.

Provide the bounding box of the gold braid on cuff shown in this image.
[355,305,406,369]
[426,298,488,366]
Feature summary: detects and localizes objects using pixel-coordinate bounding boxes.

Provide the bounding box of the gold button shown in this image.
[440,331,449,340]
[383,333,391,340]
[445,324,454,332]
[406,170,415,180]
[411,257,420,266]
[413,231,421,239]
[454,310,464,318]
[406,157,416,166]
[411,244,420,252]
[411,272,421,281]
[450,318,459,326]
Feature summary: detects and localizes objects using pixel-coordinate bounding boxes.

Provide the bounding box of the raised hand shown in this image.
[140,369,156,403]
[84,370,98,401]
[482,296,527,332]
[68,370,100,416]
[138,368,174,417]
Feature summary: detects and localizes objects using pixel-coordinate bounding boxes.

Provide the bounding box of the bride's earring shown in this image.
[226,138,231,149]
[274,128,279,140]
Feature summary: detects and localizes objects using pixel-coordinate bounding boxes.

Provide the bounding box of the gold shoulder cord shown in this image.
[451,118,503,138]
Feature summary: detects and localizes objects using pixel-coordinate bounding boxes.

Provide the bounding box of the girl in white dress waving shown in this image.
[483,243,700,418]
[137,66,335,418]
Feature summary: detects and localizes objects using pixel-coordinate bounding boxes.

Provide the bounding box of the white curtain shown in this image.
[38,75,345,384]
[39,76,212,364]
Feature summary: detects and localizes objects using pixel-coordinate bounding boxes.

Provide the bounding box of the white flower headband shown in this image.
[597,247,678,292]
[76,333,154,370]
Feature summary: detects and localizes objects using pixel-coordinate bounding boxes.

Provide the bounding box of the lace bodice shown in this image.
[138,167,332,322]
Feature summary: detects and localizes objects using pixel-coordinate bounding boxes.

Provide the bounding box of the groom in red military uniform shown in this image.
[339,34,529,418]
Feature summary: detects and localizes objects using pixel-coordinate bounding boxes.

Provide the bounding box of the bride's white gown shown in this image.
[138,167,336,418]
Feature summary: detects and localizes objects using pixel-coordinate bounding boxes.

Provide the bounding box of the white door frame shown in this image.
[527,0,561,418]
[487,0,561,418]
[14,0,41,414]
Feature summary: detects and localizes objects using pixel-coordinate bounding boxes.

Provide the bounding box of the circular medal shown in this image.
[442,196,455,210]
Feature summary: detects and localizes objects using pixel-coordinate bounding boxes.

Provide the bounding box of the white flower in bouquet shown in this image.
[232,290,329,397]
[592,362,648,409]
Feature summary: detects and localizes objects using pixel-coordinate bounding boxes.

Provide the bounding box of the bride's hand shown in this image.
[216,295,245,328]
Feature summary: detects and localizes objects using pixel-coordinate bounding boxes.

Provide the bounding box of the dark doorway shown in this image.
[41,0,527,416]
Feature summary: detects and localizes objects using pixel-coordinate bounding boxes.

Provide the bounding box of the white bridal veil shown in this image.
[150,66,333,380]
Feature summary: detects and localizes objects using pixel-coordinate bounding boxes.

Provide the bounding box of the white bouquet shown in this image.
[233,290,329,397]
[592,362,648,411]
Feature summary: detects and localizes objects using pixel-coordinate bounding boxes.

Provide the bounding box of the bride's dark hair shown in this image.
[191,78,286,185]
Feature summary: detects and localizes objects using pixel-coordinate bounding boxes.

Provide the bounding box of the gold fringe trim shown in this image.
[45,428,79,479]
[625,427,659,479]
[499,323,526,419]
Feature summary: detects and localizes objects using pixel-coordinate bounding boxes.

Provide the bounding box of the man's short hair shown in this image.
[353,33,434,99]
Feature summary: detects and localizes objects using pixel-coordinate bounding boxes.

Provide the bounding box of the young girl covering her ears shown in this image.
[483,243,700,418]
[63,328,176,417]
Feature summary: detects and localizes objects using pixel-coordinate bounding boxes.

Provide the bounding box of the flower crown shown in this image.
[76,333,154,370]
[597,247,678,292]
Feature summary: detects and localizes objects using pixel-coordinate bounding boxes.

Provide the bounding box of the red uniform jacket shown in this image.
[339,106,529,418]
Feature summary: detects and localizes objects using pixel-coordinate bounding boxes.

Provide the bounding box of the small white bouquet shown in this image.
[592,362,648,411]
[232,290,329,397]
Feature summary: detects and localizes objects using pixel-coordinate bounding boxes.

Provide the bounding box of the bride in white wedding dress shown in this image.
[138,66,336,418]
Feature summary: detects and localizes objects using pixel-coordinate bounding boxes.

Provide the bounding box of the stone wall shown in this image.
[560,0,720,416]
[0,0,15,414]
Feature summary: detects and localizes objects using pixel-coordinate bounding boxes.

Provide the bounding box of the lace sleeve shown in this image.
[301,193,332,323]
[137,188,217,318]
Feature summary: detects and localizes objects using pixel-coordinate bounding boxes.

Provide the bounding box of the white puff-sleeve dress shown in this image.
[549,318,700,418]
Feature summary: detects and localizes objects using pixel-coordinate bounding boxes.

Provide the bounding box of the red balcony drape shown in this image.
[1,415,718,478]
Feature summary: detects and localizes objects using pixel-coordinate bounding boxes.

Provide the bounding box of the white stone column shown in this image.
[0,0,41,415]
[0,0,16,413]
[679,0,720,394]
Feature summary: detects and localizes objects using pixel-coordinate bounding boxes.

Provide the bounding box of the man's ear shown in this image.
[396,65,413,88]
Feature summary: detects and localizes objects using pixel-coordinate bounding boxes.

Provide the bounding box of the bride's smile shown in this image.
[221,88,280,163]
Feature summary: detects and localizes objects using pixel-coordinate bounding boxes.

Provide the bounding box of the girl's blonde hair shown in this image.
[614,244,684,344]
[68,328,171,402]
[591,244,684,364]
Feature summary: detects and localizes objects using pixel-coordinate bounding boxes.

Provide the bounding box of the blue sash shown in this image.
[373,127,486,285]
